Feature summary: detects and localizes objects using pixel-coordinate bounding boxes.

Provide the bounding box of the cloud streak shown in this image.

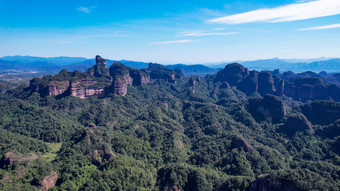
[178,31,238,37]
[77,7,92,14]
[151,39,196,45]
[208,0,340,24]
[298,23,340,31]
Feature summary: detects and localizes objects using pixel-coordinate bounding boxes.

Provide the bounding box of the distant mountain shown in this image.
[281,57,335,63]
[166,64,219,76]
[64,59,149,72]
[209,58,340,73]
[0,59,61,73]
[0,56,217,77]
[1,56,339,80]
[1,56,88,65]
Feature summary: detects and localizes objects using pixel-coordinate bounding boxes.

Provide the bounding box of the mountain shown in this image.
[0,55,339,190]
[1,55,88,65]
[166,64,219,76]
[1,56,339,81]
[210,58,340,73]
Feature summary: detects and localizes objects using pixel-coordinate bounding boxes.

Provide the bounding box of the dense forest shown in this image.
[0,57,339,191]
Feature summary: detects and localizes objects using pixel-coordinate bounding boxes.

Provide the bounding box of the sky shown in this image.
[0,0,340,64]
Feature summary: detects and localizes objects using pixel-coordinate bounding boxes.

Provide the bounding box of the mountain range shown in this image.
[1,56,339,79]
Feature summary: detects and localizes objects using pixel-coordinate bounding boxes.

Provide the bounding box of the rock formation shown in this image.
[258,71,275,95]
[40,171,58,191]
[283,77,340,101]
[30,55,173,98]
[70,80,106,99]
[109,62,150,96]
[238,70,258,95]
[215,63,249,86]
[248,95,286,122]
[1,152,38,167]
[86,55,110,78]
[300,100,340,125]
[250,174,297,191]
[282,113,314,135]
[148,63,176,83]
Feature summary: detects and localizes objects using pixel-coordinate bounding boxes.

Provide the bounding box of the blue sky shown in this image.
[1,0,340,64]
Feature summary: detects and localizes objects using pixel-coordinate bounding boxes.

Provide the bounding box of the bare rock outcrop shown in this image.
[250,174,297,191]
[1,152,38,167]
[70,80,106,99]
[30,79,69,97]
[40,171,58,191]
[86,55,110,78]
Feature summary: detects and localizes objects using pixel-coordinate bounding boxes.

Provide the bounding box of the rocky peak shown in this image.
[95,55,106,65]
[258,71,275,95]
[282,113,314,135]
[148,63,176,83]
[248,95,286,122]
[109,62,151,96]
[238,70,258,95]
[86,55,110,78]
[215,63,249,86]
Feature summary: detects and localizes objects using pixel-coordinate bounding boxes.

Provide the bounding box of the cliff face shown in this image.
[248,95,286,122]
[30,55,155,98]
[250,174,297,191]
[258,71,275,95]
[1,152,38,167]
[40,171,58,191]
[30,69,110,99]
[283,78,340,101]
[214,63,340,101]
[300,100,340,125]
[238,71,258,95]
[281,113,314,135]
[109,62,150,96]
[215,64,276,96]
[129,69,150,85]
[30,80,69,97]
[111,76,130,96]
[46,81,69,96]
[70,80,106,99]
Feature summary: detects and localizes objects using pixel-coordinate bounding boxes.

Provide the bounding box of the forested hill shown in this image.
[0,55,339,190]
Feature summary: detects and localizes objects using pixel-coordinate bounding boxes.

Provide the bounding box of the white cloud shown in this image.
[58,41,73,44]
[298,23,340,30]
[178,31,238,37]
[208,0,340,24]
[151,39,196,45]
[42,40,73,45]
[77,7,92,14]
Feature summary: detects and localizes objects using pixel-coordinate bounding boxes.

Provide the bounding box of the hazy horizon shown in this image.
[0,54,337,66]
